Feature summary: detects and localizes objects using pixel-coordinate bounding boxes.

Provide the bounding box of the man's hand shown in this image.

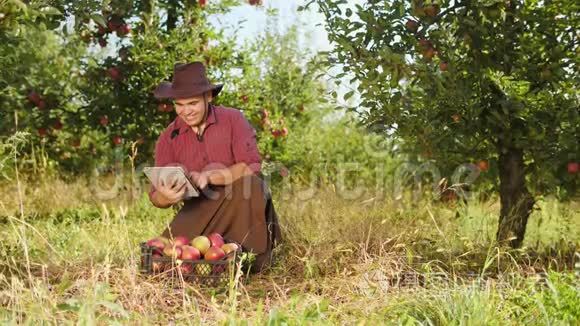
[155,176,187,205]
[189,171,209,190]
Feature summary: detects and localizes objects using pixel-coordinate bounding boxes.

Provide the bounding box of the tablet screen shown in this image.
[143,166,199,198]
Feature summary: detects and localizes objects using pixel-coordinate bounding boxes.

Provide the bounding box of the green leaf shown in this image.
[90,14,107,27]
[344,90,355,101]
[97,300,129,318]
[39,6,62,16]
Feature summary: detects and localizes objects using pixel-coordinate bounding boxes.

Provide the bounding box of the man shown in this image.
[149,62,282,272]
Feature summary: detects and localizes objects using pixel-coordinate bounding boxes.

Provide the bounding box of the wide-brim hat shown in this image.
[153,62,223,99]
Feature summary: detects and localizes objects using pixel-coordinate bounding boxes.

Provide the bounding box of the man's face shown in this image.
[174,91,213,127]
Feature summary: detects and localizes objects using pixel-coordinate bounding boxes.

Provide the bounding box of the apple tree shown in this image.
[1,0,327,181]
[0,1,87,171]
[307,0,579,247]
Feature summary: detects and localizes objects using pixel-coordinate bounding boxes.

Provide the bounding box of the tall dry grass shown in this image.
[0,175,578,324]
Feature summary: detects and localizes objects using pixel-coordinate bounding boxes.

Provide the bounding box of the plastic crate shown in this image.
[139,241,244,287]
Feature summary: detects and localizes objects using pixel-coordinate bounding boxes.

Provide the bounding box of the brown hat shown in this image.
[153,62,223,99]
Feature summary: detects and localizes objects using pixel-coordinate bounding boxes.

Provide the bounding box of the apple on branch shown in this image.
[568,162,579,174]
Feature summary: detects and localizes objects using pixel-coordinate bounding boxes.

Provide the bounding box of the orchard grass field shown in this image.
[1,0,579,324]
[0,174,578,324]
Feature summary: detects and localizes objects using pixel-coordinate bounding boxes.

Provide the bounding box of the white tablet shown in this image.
[143,166,200,198]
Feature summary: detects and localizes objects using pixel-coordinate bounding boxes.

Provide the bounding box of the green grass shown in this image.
[0,176,578,325]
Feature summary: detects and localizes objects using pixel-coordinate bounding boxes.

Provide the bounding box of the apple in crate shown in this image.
[171,235,190,247]
[178,246,199,275]
[205,246,226,260]
[180,262,194,274]
[208,233,225,248]
[146,236,168,255]
[163,246,182,260]
[222,243,240,262]
[181,245,201,260]
[221,243,239,255]
[191,235,211,255]
[195,263,211,276]
[205,246,226,274]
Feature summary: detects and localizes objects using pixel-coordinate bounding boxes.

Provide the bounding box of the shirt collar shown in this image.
[174,104,218,134]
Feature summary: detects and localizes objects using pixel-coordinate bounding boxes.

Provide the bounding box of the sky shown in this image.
[210,1,333,54]
[209,0,365,107]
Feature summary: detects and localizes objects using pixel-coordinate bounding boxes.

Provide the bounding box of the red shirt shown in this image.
[148,104,262,199]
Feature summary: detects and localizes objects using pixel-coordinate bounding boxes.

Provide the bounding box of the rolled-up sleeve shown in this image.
[231,110,262,174]
[148,133,175,202]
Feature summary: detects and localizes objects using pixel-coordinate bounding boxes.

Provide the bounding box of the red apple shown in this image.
[271,129,282,138]
[99,115,109,126]
[147,237,167,254]
[249,0,261,5]
[157,103,172,112]
[172,235,190,247]
[212,264,227,274]
[405,20,418,33]
[422,48,436,60]
[163,246,182,260]
[478,160,489,172]
[281,127,288,137]
[180,262,194,274]
[112,135,122,146]
[424,5,440,18]
[97,25,107,36]
[452,114,461,123]
[181,245,201,260]
[107,67,121,81]
[199,0,207,7]
[53,119,63,130]
[439,62,448,72]
[221,243,239,255]
[107,20,120,33]
[27,91,41,105]
[567,162,579,174]
[418,38,431,49]
[38,128,48,138]
[190,235,211,255]
[37,100,47,110]
[116,24,131,37]
[204,246,225,261]
[208,233,225,248]
[260,108,269,118]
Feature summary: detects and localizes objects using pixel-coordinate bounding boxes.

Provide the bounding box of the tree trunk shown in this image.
[496,147,535,248]
[166,2,177,31]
